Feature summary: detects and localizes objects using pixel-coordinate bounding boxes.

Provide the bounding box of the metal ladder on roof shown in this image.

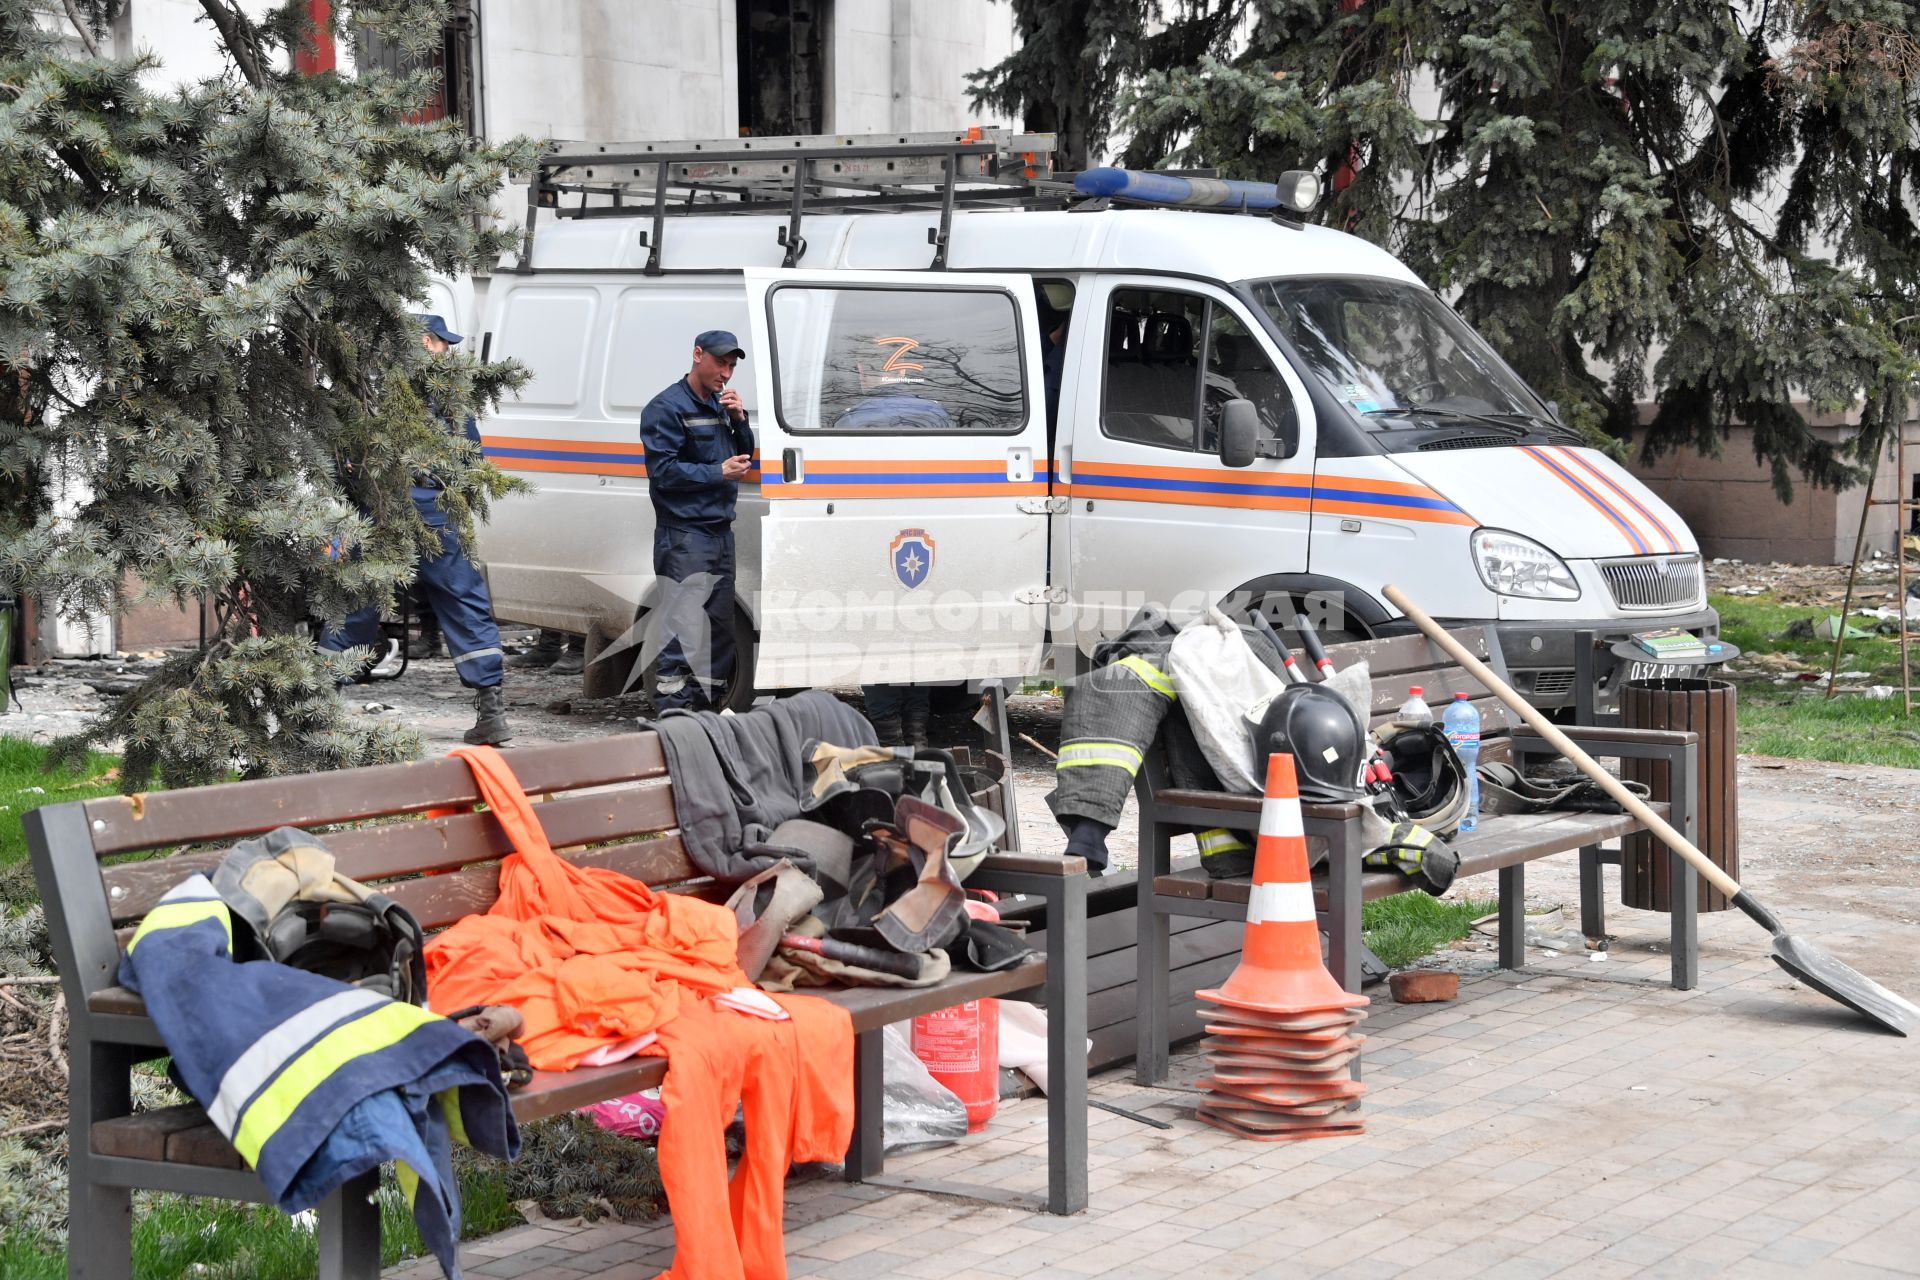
[517,127,1063,273]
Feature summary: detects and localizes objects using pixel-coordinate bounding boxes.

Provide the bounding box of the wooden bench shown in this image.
[25,732,1089,1280]
[1132,625,1702,1084]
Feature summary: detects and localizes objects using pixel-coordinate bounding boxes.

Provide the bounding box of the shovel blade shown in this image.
[1772,934,1920,1036]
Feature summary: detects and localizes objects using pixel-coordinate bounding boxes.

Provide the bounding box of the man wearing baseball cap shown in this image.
[322,313,512,744]
[638,329,756,711]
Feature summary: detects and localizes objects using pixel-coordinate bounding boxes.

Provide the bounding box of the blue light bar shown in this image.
[1074,167,1319,212]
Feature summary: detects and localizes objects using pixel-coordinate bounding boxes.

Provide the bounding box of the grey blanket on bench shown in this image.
[648,690,877,883]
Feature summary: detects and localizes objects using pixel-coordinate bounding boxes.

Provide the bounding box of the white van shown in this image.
[472,132,1716,709]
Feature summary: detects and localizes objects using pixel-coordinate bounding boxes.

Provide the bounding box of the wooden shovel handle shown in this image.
[1381,585,1742,900]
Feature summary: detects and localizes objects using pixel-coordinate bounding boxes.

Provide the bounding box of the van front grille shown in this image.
[1598,554,1703,610]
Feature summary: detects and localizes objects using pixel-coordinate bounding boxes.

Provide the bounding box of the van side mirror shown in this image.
[1219,400,1260,468]
[1218,399,1298,467]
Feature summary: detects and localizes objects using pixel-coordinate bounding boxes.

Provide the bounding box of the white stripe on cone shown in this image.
[1257,796,1305,839]
[1246,880,1317,925]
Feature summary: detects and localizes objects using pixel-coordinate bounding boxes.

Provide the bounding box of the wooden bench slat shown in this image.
[82,735,669,856]
[1326,628,1493,679]
[91,1103,209,1160]
[100,782,683,924]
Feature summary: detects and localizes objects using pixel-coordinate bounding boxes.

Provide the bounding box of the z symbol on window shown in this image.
[874,337,925,374]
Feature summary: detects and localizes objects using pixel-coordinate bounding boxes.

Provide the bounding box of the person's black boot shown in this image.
[407,618,444,660]
[506,630,563,669]
[870,714,902,745]
[902,710,929,745]
[464,685,511,745]
[546,635,586,677]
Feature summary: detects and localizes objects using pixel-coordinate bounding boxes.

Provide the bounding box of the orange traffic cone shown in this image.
[1196,753,1367,1016]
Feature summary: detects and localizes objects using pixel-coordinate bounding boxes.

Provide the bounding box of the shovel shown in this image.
[1382,583,1919,1036]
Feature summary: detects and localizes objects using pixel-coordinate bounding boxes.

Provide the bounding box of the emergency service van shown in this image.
[472,130,1717,709]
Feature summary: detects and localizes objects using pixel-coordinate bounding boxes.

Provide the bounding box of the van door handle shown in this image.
[782,448,801,483]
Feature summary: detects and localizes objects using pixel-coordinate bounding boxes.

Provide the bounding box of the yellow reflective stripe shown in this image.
[1056,741,1145,775]
[127,899,232,954]
[1116,655,1177,700]
[1198,829,1249,855]
[1057,741,1142,765]
[439,1087,469,1150]
[232,1001,442,1166]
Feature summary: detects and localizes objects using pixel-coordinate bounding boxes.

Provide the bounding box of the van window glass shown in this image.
[1103,288,1205,450]
[768,286,1026,434]
[1254,277,1541,426]
[1201,308,1293,453]
[493,288,597,411]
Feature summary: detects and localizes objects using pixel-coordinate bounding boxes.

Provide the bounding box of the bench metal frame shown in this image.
[1130,625,1701,1086]
[25,740,1088,1280]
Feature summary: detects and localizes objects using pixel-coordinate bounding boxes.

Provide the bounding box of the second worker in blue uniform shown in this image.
[639,330,756,712]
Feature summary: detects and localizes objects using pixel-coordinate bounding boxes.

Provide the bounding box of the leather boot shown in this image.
[464,685,511,745]
[546,635,586,677]
[870,714,902,745]
[506,630,563,669]
[902,709,929,745]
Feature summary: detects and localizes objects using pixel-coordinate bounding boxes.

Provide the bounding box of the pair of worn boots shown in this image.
[506,630,585,676]
[868,711,929,747]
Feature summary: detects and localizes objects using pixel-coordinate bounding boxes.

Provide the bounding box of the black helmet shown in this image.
[1373,722,1469,837]
[1251,683,1368,803]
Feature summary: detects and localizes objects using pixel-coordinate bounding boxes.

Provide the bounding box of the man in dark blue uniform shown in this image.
[640,329,756,712]
[322,315,510,744]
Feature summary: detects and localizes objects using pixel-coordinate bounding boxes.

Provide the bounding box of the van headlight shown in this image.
[1471,529,1580,600]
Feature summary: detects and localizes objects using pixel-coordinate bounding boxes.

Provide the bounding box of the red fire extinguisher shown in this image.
[910,896,1001,1132]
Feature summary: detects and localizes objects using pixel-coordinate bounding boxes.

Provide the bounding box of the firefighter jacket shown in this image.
[640,376,756,530]
[119,875,518,1280]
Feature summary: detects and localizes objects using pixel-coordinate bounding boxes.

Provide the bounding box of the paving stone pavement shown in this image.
[385,885,1920,1280]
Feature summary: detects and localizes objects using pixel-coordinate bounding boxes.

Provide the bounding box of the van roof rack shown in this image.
[520,128,1068,273]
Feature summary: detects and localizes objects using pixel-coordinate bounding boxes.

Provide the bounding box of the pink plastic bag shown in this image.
[580,1090,666,1140]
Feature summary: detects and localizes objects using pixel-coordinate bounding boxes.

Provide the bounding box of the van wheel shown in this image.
[618,603,760,714]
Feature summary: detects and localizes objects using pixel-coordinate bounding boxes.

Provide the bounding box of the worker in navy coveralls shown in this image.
[640,330,756,711]
[322,314,510,745]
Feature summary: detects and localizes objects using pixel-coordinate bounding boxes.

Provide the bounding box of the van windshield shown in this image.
[1252,277,1550,432]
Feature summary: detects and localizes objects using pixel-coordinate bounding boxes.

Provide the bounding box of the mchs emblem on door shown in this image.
[890,529,935,589]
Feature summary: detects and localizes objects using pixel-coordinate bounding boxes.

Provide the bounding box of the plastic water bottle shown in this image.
[1443,693,1481,833]
[1398,686,1435,725]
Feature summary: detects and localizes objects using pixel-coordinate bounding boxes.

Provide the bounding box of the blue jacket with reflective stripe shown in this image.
[640,376,755,529]
[120,875,517,1278]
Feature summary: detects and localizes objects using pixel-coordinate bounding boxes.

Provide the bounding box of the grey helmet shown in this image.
[1250,683,1369,803]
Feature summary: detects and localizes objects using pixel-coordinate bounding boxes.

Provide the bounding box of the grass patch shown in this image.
[1,737,122,874]
[0,1162,525,1279]
[1362,892,1497,969]
[1,736,123,911]
[1709,593,1920,770]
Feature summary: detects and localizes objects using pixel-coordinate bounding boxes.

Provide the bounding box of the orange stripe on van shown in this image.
[1519,447,1648,553]
[1551,447,1681,553]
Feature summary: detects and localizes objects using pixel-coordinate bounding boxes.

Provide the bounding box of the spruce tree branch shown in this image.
[61,0,102,58]
[197,0,267,89]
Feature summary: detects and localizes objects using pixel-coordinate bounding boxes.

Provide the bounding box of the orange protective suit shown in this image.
[424,746,855,1280]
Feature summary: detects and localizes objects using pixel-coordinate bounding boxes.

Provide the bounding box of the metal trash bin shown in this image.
[1619,677,1738,912]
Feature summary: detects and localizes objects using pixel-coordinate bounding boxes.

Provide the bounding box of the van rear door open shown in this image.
[742,268,1052,690]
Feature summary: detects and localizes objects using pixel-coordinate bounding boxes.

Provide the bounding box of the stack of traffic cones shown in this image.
[1193,752,1370,1141]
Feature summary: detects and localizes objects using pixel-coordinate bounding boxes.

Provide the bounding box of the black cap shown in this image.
[694,329,745,359]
